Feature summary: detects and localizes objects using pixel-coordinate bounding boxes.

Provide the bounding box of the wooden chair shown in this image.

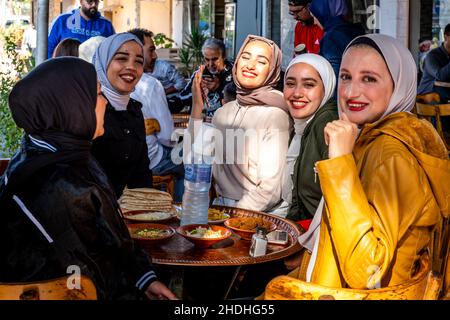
[415,101,450,153]
[264,254,443,300]
[153,174,175,197]
[172,113,190,129]
[0,275,97,300]
[416,92,441,104]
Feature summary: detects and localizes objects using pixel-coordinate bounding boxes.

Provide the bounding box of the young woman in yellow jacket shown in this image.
[265,34,450,295]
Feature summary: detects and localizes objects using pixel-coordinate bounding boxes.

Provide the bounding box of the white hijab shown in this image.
[281,54,336,203]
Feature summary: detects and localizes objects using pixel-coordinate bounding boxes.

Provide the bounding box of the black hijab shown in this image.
[1,57,99,197]
[9,57,97,148]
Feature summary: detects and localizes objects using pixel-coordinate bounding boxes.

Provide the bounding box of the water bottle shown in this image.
[180,151,212,226]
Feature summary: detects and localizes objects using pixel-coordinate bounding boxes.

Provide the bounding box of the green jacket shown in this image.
[287,100,338,221]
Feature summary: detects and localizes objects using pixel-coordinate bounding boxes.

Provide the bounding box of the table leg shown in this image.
[223,265,242,300]
[168,267,185,299]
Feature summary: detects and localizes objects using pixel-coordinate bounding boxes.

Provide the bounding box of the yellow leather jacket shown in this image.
[308,112,450,289]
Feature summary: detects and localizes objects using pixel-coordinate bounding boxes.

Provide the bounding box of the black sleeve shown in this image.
[2,166,158,299]
[179,72,195,108]
[127,142,153,190]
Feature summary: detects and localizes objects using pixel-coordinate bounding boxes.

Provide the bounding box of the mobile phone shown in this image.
[202,74,215,80]
[201,68,215,80]
[266,230,289,245]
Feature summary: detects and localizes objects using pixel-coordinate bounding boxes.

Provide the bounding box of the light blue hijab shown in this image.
[92,33,143,111]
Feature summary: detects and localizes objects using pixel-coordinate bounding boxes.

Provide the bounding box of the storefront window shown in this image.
[199,0,212,36]
[432,0,450,45]
[348,0,379,33]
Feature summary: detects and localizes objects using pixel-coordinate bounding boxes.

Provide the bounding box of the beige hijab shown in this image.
[232,35,288,113]
[301,34,418,280]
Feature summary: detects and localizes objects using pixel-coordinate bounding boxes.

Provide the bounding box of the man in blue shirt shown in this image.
[48,0,115,58]
[418,23,450,102]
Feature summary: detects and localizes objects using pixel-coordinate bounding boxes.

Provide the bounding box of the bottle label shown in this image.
[185,164,212,183]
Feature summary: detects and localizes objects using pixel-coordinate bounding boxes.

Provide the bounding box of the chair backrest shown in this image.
[0,275,97,300]
[172,113,190,129]
[417,92,441,104]
[264,254,437,300]
[414,102,450,153]
[415,102,438,117]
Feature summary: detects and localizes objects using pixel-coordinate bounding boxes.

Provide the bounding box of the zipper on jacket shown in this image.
[313,163,318,183]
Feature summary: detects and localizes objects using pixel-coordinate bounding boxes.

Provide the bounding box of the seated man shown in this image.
[418,23,450,102]
[131,73,185,202]
[180,38,233,117]
[129,28,187,114]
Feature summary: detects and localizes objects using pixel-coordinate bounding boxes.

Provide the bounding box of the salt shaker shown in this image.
[249,227,268,257]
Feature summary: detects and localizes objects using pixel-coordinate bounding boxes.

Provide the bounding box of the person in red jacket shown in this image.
[289,0,324,55]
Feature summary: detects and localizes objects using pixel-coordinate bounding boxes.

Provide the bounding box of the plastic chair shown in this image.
[0,275,97,300]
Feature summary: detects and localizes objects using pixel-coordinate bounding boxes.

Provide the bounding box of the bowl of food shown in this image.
[128,223,175,245]
[208,208,230,224]
[176,224,232,248]
[224,217,277,240]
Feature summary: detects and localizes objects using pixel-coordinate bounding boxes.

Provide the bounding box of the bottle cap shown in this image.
[256,227,267,235]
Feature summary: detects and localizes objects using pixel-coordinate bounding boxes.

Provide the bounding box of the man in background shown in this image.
[129,28,187,114]
[180,38,233,117]
[47,0,114,58]
[289,0,323,55]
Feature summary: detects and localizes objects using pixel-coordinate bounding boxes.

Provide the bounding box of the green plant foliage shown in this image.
[154,33,174,49]
[0,25,35,157]
[180,27,207,76]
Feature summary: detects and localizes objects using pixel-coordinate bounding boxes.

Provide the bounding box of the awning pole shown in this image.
[36,0,49,65]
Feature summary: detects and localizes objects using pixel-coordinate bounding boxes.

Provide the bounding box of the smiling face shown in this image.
[284,63,325,119]
[106,40,144,95]
[338,46,394,126]
[235,40,272,89]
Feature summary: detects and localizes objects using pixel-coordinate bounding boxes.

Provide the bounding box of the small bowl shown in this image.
[176,224,232,248]
[128,223,175,245]
[224,217,277,240]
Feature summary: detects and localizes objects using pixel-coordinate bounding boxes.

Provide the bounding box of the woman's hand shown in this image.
[191,65,205,119]
[202,74,220,92]
[145,281,178,300]
[324,112,358,159]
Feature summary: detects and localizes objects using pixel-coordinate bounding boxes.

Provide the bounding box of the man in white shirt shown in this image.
[129,28,187,113]
[131,74,185,202]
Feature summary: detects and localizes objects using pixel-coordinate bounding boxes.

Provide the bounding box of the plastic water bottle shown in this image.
[180,151,212,226]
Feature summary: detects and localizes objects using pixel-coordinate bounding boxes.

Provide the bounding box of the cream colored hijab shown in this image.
[337,34,417,118]
[302,34,418,281]
[281,54,336,204]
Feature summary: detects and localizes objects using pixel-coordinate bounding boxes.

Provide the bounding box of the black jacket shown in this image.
[179,60,234,116]
[92,99,152,197]
[418,44,450,101]
[0,138,157,300]
[287,100,339,221]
